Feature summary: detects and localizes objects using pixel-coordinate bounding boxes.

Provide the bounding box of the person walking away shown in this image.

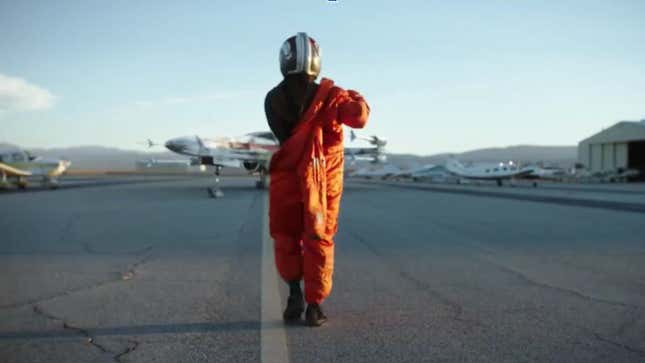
[264,32,370,326]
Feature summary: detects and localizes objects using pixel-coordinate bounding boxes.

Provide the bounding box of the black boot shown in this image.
[283,281,304,323]
[305,303,327,327]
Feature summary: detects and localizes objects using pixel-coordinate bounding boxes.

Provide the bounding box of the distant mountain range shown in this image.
[0,142,577,170]
[385,145,577,169]
[0,143,186,170]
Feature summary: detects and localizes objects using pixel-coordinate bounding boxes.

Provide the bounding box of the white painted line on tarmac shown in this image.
[261,193,290,363]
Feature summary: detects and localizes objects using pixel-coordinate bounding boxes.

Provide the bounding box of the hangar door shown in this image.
[615,143,628,169]
[628,141,645,180]
[602,144,614,170]
[590,144,603,172]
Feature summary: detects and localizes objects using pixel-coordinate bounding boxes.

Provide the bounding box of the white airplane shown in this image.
[391,164,444,180]
[522,165,567,181]
[350,164,402,180]
[164,130,385,198]
[445,158,534,186]
[405,164,455,182]
[0,148,71,190]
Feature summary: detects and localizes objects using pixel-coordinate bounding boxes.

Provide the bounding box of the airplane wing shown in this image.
[0,162,32,177]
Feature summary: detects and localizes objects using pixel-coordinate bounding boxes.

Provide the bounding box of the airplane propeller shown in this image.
[137,139,159,148]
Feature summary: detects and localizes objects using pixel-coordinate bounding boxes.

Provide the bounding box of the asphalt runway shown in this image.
[1,176,643,362]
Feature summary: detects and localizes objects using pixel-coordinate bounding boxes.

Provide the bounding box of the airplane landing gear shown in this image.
[42,176,59,190]
[17,177,28,189]
[208,165,224,198]
[0,172,9,190]
[255,169,268,189]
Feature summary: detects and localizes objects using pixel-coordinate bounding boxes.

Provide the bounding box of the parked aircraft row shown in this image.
[349,159,570,187]
[162,129,386,197]
[0,129,384,195]
[3,127,590,194]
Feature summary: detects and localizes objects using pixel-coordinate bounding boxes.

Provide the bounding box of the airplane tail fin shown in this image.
[349,130,387,147]
[195,135,204,148]
[445,157,464,172]
[195,135,208,154]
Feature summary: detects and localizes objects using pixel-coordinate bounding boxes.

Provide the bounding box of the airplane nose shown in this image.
[165,137,190,154]
[165,140,178,152]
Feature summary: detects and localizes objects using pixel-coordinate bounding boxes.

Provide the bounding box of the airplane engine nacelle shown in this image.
[200,156,215,165]
[243,161,260,172]
[190,157,217,166]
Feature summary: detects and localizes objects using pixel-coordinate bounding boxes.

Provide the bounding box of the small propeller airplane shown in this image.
[445,158,535,186]
[0,148,71,190]
[161,129,386,198]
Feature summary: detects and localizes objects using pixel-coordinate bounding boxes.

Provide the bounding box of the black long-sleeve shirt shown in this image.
[264,80,319,144]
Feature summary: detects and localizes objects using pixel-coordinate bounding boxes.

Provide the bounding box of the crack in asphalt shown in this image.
[459,244,645,357]
[345,193,645,357]
[346,229,484,328]
[614,309,640,337]
[13,229,154,360]
[1,278,121,311]
[32,304,142,361]
[113,340,140,362]
[486,259,641,310]
[428,231,645,356]
[593,333,645,356]
[121,252,155,281]
[500,303,645,357]
[32,305,111,356]
[0,250,155,310]
[401,214,641,311]
[62,323,111,354]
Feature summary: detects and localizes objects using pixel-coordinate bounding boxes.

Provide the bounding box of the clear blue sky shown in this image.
[1,0,644,155]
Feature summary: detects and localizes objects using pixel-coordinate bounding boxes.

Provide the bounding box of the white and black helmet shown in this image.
[279,32,321,78]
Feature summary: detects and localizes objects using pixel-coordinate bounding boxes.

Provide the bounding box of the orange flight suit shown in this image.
[269,78,369,304]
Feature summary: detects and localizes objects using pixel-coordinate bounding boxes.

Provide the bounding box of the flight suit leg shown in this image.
[269,173,304,282]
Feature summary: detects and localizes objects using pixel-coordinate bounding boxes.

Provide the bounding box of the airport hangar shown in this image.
[578,119,645,178]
